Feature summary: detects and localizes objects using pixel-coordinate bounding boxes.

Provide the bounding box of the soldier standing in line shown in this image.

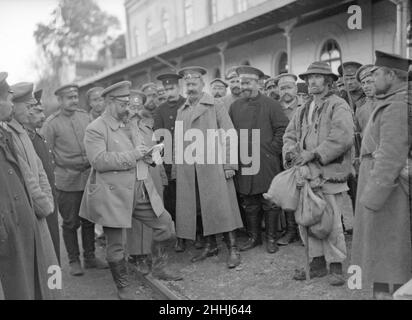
[210,78,228,98]
[221,67,243,113]
[25,88,61,263]
[174,66,243,269]
[41,83,107,276]
[352,51,412,299]
[86,87,105,122]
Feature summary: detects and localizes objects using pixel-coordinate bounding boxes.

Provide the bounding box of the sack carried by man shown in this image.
[263,166,300,211]
[294,181,325,227]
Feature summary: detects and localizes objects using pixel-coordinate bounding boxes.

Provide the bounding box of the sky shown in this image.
[0,0,126,84]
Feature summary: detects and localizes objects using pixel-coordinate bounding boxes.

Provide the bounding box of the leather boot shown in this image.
[194,218,205,249]
[264,209,280,254]
[69,260,84,276]
[191,235,219,263]
[81,218,96,262]
[174,238,186,252]
[151,241,183,281]
[108,259,138,300]
[223,232,241,269]
[240,209,262,252]
[194,234,205,250]
[277,211,299,246]
[128,254,151,276]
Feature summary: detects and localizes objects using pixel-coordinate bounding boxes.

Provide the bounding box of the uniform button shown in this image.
[128,162,132,166]
[171,127,174,130]
[109,186,114,190]
[8,169,13,175]
[123,162,128,166]
[14,195,19,200]
[169,116,174,120]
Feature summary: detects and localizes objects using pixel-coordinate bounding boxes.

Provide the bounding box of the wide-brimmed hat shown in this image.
[299,61,339,81]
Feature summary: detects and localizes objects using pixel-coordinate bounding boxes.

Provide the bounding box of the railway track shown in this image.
[132,269,190,300]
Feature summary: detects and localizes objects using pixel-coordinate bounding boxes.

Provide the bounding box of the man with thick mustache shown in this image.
[174,66,243,269]
[229,66,288,255]
[86,87,105,122]
[41,84,106,276]
[80,81,181,299]
[142,82,160,118]
[210,78,228,98]
[264,77,280,101]
[221,67,242,112]
[277,73,300,121]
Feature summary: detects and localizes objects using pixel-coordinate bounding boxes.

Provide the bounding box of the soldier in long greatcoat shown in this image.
[174,66,243,269]
[351,51,412,299]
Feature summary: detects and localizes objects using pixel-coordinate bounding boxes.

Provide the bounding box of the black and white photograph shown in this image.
[0,0,411,305]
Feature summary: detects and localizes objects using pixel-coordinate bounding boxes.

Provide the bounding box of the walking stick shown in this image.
[304,227,310,281]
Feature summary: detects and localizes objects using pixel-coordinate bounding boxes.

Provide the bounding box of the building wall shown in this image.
[121,0,397,93]
[125,0,273,58]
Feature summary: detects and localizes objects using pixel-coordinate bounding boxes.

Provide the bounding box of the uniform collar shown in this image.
[89,109,101,120]
[182,92,214,110]
[375,82,407,100]
[7,118,26,134]
[26,127,38,139]
[168,95,185,107]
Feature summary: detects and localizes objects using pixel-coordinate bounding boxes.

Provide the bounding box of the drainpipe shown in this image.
[390,0,409,57]
[278,18,298,73]
[217,42,228,76]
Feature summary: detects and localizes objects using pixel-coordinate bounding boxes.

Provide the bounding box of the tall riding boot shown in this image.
[240,209,262,251]
[128,254,151,275]
[194,218,205,250]
[108,259,138,300]
[223,232,241,269]
[191,235,219,263]
[174,238,186,252]
[264,209,280,254]
[151,241,183,281]
[277,211,299,246]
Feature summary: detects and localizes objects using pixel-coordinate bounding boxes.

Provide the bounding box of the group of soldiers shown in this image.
[0,48,411,300]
